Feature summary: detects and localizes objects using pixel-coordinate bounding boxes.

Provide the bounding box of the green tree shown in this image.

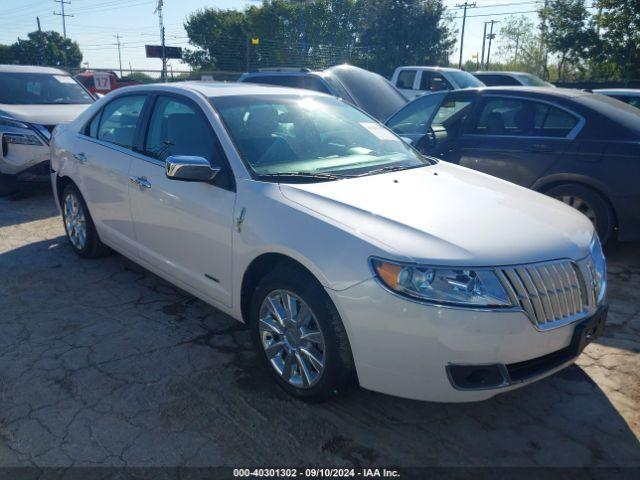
[0,44,14,64]
[495,16,545,77]
[357,0,455,76]
[594,0,640,81]
[539,0,596,81]
[10,31,82,67]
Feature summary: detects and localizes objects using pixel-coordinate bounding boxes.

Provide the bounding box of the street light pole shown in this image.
[480,21,488,70]
[486,20,500,70]
[114,34,123,77]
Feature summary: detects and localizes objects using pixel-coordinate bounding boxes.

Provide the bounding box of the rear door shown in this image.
[74,93,149,256]
[128,93,236,308]
[457,95,582,186]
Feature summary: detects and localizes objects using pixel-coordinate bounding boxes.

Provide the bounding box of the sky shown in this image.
[0,0,549,74]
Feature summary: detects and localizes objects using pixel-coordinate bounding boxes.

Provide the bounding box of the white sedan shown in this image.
[50,82,608,402]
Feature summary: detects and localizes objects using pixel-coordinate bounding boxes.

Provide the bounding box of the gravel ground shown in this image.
[0,187,638,468]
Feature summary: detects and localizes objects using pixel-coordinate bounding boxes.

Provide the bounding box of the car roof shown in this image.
[593,88,640,95]
[113,81,331,98]
[396,66,462,72]
[458,86,586,98]
[473,71,529,76]
[0,64,69,75]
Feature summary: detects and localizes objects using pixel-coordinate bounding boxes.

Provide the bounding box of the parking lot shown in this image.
[0,187,639,469]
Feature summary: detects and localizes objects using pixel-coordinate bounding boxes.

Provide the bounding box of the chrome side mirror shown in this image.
[165,155,220,182]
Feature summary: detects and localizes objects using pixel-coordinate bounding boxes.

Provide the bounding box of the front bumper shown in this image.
[329,278,607,402]
[0,129,50,177]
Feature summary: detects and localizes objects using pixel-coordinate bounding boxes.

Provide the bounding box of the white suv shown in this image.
[391,66,484,99]
[0,65,94,195]
[50,82,607,402]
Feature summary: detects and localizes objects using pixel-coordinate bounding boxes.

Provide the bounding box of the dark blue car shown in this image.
[386,87,640,243]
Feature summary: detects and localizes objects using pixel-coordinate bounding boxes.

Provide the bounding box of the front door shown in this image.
[75,94,148,255]
[128,94,236,308]
[457,96,579,187]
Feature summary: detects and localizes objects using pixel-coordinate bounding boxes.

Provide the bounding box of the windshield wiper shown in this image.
[257,171,350,182]
[355,165,416,177]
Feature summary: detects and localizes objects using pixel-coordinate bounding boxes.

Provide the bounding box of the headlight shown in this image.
[0,116,30,130]
[370,258,513,307]
[589,235,606,304]
[2,133,43,146]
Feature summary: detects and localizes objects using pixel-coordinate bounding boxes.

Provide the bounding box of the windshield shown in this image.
[515,73,553,87]
[210,94,430,181]
[448,70,484,89]
[324,65,407,121]
[0,72,93,105]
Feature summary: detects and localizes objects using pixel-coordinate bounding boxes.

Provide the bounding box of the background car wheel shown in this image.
[61,183,110,258]
[545,184,615,244]
[250,264,356,401]
[0,174,18,197]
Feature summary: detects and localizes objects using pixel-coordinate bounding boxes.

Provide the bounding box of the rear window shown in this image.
[396,70,417,89]
[242,75,330,94]
[475,74,520,86]
[0,72,93,104]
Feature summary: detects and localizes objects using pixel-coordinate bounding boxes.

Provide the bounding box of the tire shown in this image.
[249,264,356,401]
[545,184,615,244]
[0,174,18,197]
[61,183,110,258]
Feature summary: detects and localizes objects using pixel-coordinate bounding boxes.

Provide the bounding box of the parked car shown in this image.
[238,64,407,121]
[593,88,640,109]
[391,66,484,99]
[0,65,94,195]
[473,71,554,88]
[51,82,607,403]
[75,70,141,96]
[386,87,640,243]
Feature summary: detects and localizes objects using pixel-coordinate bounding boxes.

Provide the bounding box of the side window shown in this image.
[473,98,535,136]
[419,72,431,91]
[432,98,473,126]
[386,91,447,135]
[97,95,146,149]
[476,75,517,87]
[396,70,417,89]
[86,112,101,138]
[145,95,221,165]
[534,103,579,137]
[429,73,452,92]
[301,76,331,94]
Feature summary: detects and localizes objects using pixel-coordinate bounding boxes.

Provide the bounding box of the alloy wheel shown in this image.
[63,192,87,250]
[557,195,597,224]
[259,289,326,388]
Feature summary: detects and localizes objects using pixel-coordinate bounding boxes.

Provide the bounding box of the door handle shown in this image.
[129,176,151,189]
[74,152,87,164]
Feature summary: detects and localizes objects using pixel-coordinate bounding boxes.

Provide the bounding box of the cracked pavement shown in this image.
[0,187,639,468]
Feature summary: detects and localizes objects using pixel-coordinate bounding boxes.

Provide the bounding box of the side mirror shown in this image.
[166,155,220,182]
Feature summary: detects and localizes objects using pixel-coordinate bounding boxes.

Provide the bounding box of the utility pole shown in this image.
[456,1,476,69]
[480,22,488,70]
[514,32,520,64]
[154,0,166,82]
[485,20,500,70]
[114,34,123,77]
[37,17,42,32]
[53,0,73,39]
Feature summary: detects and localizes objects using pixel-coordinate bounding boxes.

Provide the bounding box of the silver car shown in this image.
[0,65,94,195]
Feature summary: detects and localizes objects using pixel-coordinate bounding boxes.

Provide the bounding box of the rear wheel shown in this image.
[61,183,110,258]
[250,264,356,401]
[0,174,18,197]
[545,184,615,244]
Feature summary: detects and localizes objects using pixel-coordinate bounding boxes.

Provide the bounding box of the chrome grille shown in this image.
[497,259,589,329]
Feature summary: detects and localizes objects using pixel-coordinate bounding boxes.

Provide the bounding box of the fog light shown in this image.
[447,364,508,390]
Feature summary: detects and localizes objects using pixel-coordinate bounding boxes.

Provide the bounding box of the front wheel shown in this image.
[545,184,615,244]
[61,183,110,258]
[250,265,356,401]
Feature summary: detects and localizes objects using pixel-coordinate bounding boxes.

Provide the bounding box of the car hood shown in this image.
[0,104,90,125]
[279,162,594,266]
